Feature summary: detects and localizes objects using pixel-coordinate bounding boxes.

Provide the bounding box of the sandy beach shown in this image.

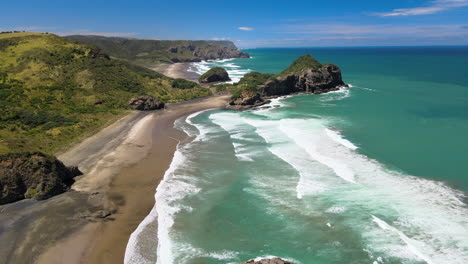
[53,95,228,264]
[152,62,200,81]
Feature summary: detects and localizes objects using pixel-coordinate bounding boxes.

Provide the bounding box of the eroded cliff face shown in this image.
[0,152,82,204]
[260,63,345,96]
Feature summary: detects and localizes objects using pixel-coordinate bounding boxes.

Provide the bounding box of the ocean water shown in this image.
[126,47,468,264]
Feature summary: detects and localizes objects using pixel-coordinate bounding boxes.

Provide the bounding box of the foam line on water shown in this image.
[320,85,351,102]
[372,216,435,264]
[278,119,356,183]
[243,118,332,199]
[210,112,259,162]
[245,113,468,263]
[325,128,358,150]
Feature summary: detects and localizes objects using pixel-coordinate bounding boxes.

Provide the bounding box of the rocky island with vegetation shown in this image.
[208,54,347,110]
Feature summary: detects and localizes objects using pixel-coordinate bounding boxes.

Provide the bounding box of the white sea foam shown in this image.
[326,206,346,214]
[320,85,351,102]
[188,59,251,83]
[246,114,468,263]
[243,118,331,199]
[325,128,358,150]
[185,109,216,141]
[210,112,259,162]
[372,216,435,264]
[127,112,215,264]
[279,119,357,183]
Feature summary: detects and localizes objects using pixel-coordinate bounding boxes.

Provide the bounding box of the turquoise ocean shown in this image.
[126,47,468,264]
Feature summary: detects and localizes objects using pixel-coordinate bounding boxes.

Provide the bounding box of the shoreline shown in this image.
[32,94,229,264]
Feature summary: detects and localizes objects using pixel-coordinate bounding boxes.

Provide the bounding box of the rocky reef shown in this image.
[241,257,293,264]
[0,152,82,205]
[199,67,231,83]
[227,54,347,110]
[128,95,165,110]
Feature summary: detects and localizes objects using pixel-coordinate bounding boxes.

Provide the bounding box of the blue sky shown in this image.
[2,0,468,47]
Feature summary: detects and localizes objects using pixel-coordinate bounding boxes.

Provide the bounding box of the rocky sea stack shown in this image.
[241,257,293,264]
[199,67,231,83]
[128,95,165,111]
[227,54,347,110]
[0,152,82,205]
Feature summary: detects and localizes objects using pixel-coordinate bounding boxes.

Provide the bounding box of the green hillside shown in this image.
[0,32,211,154]
[64,35,249,66]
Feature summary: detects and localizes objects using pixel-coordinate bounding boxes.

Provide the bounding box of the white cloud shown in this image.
[238,27,254,31]
[374,0,468,16]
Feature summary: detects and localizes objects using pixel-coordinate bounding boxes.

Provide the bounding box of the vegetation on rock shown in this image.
[198,67,231,83]
[280,54,323,75]
[221,54,346,109]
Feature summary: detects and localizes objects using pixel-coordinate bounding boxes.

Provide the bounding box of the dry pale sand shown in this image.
[35,95,230,264]
[153,62,200,81]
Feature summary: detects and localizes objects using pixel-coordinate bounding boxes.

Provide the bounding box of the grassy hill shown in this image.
[64,35,249,66]
[0,32,211,154]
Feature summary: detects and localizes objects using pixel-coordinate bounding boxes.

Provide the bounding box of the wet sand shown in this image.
[33,95,229,264]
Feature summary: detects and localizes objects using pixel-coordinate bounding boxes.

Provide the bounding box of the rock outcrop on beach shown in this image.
[0,152,82,205]
[128,95,165,110]
[241,258,293,264]
[227,55,347,109]
[199,67,231,83]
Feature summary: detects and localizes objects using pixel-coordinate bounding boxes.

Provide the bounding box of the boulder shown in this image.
[0,152,82,205]
[128,95,165,111]
[199,67,231,83]
[241,257,293,264]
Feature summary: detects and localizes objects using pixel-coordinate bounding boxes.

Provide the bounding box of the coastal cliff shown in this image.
[64,35,249,66]
[226,54,347,109]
